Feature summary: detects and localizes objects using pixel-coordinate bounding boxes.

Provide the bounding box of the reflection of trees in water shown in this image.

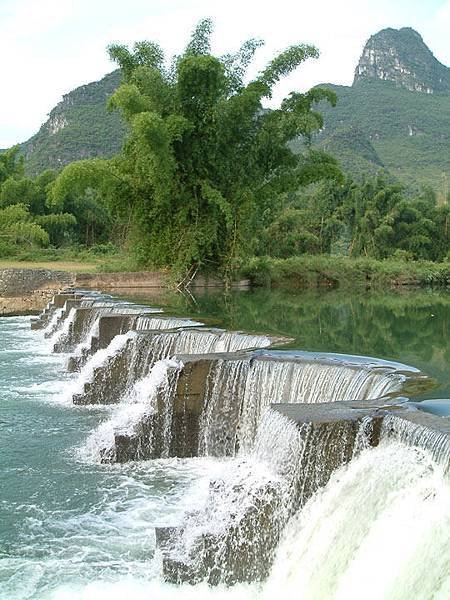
[179,288,450,363]
[123,286,450,394]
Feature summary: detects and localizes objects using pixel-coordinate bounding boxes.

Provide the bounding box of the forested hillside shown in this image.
[0,21,447,283]
[312,28,450,196]
[20,71,127,176]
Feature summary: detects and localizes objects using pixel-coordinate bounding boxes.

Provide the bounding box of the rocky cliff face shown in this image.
[354,27,450,94]
[311,28,450,194]
[21,70,127,175]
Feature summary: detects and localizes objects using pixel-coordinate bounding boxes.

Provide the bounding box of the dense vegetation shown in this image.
[48,19,342,280]
[16,27,450,200]
[0,146,112,258]
[1,20,449,285]
[312,80,450,195]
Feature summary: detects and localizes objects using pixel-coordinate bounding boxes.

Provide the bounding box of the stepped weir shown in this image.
[32,290,449,586]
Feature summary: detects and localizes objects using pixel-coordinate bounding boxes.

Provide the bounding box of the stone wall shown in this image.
[75,271,169,289]
[0,269,75,315]
[75,271,250,290]
[0,269,74,297]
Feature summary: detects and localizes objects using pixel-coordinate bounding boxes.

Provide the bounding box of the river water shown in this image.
[0,288,449,599]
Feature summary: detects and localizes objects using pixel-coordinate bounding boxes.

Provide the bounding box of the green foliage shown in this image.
[257,173,449,263]
[34,213,77,246]
[310,80,450,196]
[244,255,450,289]
[0,204,49,248]
[339,175,449,260]
[0,150,108,254]
[0,146,23,185]
[4,22,447,281]
[51,19,338,280]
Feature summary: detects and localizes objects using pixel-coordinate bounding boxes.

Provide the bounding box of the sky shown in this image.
[0,0,449,148]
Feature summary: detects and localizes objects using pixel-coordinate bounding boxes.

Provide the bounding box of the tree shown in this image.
[0,204,49,249]
[337,174,449,260]
[52,18,340,279]
[0,146,23,185]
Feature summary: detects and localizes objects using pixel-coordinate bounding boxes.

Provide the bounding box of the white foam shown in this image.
[63,331,137,403]
[78,358,182,462]
[264,441,450,600]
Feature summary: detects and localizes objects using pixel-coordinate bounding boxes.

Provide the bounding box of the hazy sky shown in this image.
[1,0,449,148]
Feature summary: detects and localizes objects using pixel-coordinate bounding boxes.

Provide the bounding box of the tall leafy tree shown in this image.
[52,19,340,279]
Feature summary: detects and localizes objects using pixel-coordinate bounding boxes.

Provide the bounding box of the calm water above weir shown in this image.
[121,287,450,402]
[0,287,449,599]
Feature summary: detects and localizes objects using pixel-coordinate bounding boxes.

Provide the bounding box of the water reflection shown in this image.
[117,287,450,401]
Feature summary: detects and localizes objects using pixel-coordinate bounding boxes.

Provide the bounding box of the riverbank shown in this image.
[244,256,450,289]
[0,267,249,315]
[1,254,449,316]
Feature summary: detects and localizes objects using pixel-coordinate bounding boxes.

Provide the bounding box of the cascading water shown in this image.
[135,315,203,331]
[138,329,272,357]
[60,305,162,355]
[70,306,151,357]
[75,329,274,461]
[79,358,182,463]
[199,356,404,455]
[161,410,309,584]
[42,306,64,337]
[72,311,103,357]
[381,412,450,471]
[3,290,447,599]
[161,408,377,585]
[46,307,77,351]
[64,330,137,402]
[71,329,275,407]
[263,440,450,600]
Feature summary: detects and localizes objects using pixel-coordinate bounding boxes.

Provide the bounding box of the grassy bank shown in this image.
[0,247,139,274]
[2,251,450,289]
[243,256,450,289]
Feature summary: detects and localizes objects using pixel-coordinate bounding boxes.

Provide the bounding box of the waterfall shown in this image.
[199,357,403,455]
[381,413,450,472]
[135,315,203,330]
[65,331,137,402]
[71,329,274,407]
[47,307,77,351]
[263,440,450,600]
[60,305,160,355]
[72,311,103,357]
[78,358,181,463]
[73,329,275,462]
[140,329,272,356]
[159,408,374,585]
[71,306,147,356]
[43,306,64,337]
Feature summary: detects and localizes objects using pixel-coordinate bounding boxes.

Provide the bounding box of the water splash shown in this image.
[47,308,77,352]
[135,315,203,331]
[142,329,272,356]
[43,307,64,338]
[72,330,274,408]
[199,358,403,455]
[64,332,137,402]
[381,413,450,472]
[263,441,450,600]
[78,359,182,463]
[161,407,371,585]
